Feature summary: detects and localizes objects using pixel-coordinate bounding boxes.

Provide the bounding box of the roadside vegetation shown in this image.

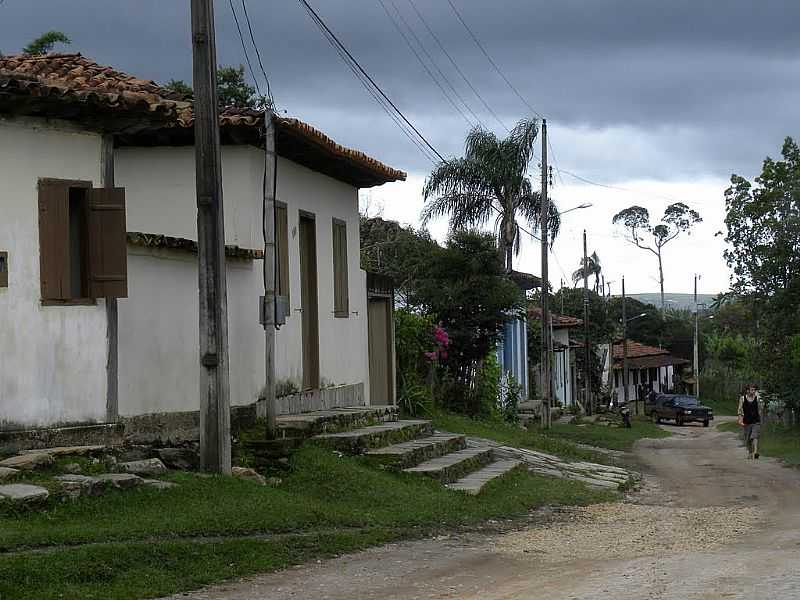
[718,422,800,466]
[546,417,671,451]
[0,446,614,600]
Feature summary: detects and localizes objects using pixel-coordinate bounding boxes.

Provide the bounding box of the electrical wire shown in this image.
[227,0,262,98]
[445,0,544,121]
[378,0,474,127]
[408,0,508,132]
[298,0,445,163]
[240,0,275,106]
[388,0,483,127]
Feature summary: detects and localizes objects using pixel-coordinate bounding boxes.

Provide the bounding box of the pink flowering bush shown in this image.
[425,324,450,364]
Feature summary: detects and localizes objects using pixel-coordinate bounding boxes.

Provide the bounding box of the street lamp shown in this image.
[559,202,593,216]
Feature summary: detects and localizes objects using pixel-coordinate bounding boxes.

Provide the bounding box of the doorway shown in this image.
[368,297,393,404]
[299,213,320,390]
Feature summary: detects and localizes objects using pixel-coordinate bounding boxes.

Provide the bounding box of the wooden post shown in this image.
[693,274,700,399]
[192,0,231,474]
[540,119,552,429]
[622,276,629,411]
[263,113,277,438]
[102,134,118,423]
[583,229,591,415]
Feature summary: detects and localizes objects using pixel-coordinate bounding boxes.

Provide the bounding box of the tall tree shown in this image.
[571,251,602,293]
[164,79,193,99]
[422,120,561,272]
[724,137,800,405]
[612,203,702,312]
[217,65,257,109]
[23,31,71,55]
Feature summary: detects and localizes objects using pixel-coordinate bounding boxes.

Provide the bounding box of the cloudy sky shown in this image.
[2,0,798,296]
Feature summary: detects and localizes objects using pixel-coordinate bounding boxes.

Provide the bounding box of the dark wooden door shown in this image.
[368,298,393,404]
[299,214,320,390]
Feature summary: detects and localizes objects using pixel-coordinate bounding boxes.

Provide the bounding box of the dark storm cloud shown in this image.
[2,0,798,178]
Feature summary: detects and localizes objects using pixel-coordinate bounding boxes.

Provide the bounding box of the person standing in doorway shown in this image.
[738,384,761,459]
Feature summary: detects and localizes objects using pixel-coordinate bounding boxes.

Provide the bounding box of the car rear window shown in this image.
[675,397,699,407]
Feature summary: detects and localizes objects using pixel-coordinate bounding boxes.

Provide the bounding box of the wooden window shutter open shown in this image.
[332,219,349,317]
[87,187,128,298]
[38,182,71,300]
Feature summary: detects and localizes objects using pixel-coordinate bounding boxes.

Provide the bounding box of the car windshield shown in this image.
[675,397,699,407]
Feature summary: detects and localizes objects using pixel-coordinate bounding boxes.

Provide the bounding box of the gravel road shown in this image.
[163,417,800,599]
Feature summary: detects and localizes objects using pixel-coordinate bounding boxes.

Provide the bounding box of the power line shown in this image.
[227,0,262,98]
[407,0,508,132]
[240,0,275,106]
[298,0,445,162]
[378,0,474,128]
[445,0,544,121]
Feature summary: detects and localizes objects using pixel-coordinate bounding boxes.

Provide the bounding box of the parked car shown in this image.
[649,394,713,427]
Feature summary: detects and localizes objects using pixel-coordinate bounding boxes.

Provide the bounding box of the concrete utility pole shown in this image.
[192,0,231,474]
[693,274,699,399]
[622,276,629,412]
[540,119,552,430]
[583,230,591,415]
[262,115,277,438]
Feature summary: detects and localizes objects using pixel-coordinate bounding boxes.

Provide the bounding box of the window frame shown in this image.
[331,217,349,318]
[275,201,290,313]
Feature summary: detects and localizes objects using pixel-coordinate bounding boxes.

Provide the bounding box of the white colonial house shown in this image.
[0,53,404,439]
[528,307,582,408]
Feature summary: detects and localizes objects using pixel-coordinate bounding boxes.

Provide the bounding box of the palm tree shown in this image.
[571,251,602,293]
[421,120,560,272]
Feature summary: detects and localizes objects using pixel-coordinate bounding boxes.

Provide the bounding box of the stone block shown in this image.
[157,448,198,471]
[141,479,178,491]
[0,452,54,471]
[232,466,267,486]
[54,474,107,499]
[0,467,19,481]
[20,445,106,458]
[0,483,49,503]
[117,458,167,476]
[95,473,143,489]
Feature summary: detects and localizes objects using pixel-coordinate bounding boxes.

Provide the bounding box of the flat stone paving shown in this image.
[365,432,465,457]
[0,483,49,502]
[447,459,524,495]
[404,446,493,475]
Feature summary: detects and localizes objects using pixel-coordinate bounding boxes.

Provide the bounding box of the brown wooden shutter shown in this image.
[276,203,290,303]
[38,181,71,300]
[87,187,128,298]
[332,219,349,317]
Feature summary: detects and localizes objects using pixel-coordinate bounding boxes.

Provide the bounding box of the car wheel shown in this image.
[676,416,683,426]
[652,412,660,424]
[703,419,710,427]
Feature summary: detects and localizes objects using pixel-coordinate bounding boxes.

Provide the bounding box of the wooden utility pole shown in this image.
[192,0,231,474]
[622,276,629,412]
[540,119,552,429]
[583,230,591,415]
[693,274,699,398]
[263,114,277,438]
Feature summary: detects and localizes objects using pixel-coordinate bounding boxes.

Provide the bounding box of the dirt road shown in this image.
[164,418,800,599]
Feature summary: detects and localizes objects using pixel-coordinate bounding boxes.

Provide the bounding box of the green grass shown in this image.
[701,396,739,416]
[431,412,670,454]
[718,421,800,465]
[545,417,672,451]
[430,412,612,462]
[0,447,614,600]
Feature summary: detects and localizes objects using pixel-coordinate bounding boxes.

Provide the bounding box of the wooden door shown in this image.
[368,298,393,404]
[299,214,320,390]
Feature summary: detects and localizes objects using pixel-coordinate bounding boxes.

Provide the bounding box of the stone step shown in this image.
[446,459,525,495]
[313,420,432,454]
[365,433,466,469]
[404,446,495,483]
[276,405,398,438]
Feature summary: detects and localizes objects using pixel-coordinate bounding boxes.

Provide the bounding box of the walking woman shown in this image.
[738,384,761,459]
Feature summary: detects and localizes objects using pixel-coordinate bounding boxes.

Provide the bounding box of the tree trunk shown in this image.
[658,247,665,315]
[501,210,515,273]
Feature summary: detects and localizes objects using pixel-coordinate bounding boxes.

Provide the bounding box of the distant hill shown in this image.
[628,293,716,311]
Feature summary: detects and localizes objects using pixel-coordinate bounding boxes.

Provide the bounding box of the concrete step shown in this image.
[446,459,525,495]
[365,433,466,469]
[312,420,433,454]
[404,446,494,483]
[276,405,398,438]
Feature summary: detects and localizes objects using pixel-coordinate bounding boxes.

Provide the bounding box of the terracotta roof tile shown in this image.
[612,340,670,359]
[0,53,405,186]
[528,306,583,328]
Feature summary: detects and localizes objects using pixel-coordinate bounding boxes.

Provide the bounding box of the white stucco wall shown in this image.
[115,145,370,415]
[552,329,573,407]
[0,118,107,430]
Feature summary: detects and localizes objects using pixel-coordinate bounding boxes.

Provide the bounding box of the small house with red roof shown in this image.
[605,340,690,402]
[0,53,405,434]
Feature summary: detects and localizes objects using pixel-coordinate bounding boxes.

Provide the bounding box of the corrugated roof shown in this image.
[0,53,406,187]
